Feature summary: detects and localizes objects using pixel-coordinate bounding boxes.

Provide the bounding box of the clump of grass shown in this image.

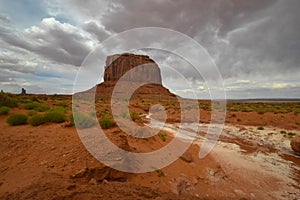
[57,101,68,108]
[0,106,10,115]
[28,114,46,126]
[27,110,38,117]
[288,132,296,137]
[237,118,241,122]
[6,114,28,126]
[280,130,287,134]
[231,114,236,118]
[158,132,166,142]
[257,126,264,130]
[43,110,66,123]
[23,102,49,112]
[130,111,142,122]
[99,115,114,129]
[0,93,18,108]
[72,112,96,129]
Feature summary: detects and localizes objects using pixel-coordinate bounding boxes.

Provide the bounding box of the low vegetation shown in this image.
[0,93,18,108]
[28,114,46,126]
[99,115,114,129]
[43,110,66,123]
[23,102,50,112]
[158,132,166,142]
[0,106,10,115]
[71,112,96,129]
[6,114,28,126]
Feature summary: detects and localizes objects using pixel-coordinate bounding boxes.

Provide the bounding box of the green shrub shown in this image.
[23,102,49,112]
[28,114,46,126]
[27,110,38,117]
[158,132,166,142]
[72,112,96,129]
[99,115,114,129]
[288,132,296,137]
[130,111,142,122]
[0,93,18,108]
[0,106,10,115]
[43,111,66,123]
[280,130,287,134]
[6,114,28,126]
[257,126,264,130]
[57,102,68,108]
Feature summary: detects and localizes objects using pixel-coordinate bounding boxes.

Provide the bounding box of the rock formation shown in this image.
[104,53,162,85]
[95,53,176,100]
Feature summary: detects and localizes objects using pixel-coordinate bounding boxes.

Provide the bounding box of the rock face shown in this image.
[290,137,300,154]
[104,53,162,85]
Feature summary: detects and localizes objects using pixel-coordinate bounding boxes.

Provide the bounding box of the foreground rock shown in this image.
[290,137,300,154]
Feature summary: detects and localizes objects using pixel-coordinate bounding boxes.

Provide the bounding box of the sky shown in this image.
[0,0,299,99]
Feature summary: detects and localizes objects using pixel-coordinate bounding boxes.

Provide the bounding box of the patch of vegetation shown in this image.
[72,112,96,129]
[6,114,28,126]
[56,101,68,108]
[0,93,18,108]
[23,102,50,112]
[237,118,241,122]
[99,115,114,129]
[0,106,10,115]
[28,114,46,126]
[43,110,66,123]
[257,126,264,130]
[280,130,287,134]
[158,132,166,142]
[130,111,142,122]
[288,132,296,137]
[231,114,236,118]
[27,110,38,117]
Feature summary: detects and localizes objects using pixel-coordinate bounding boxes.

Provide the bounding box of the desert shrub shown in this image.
[280,130,287,134]
[23,102,49,112]
[0,93,18,108]
[43,110,66,123]
[57,101,68,108]
[99,115,114,129]
[6,114,28,126]
[231,114,236,118]
[28,114,46,126]
[288,132,296,137]
[72,112,96,129]
[27,110,38,117]
[158,132,166,142]
[237,118,241,122]
[257,126,264,130]
[130,111,142,122]
[50,106,67,113]
[0,106,10,115]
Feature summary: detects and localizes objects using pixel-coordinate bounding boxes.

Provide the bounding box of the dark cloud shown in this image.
[0,18,93,66]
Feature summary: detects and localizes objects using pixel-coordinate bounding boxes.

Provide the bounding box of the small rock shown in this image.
[89,178,97,185]
[290,137,300,154]
[102,179,109,184]
[180,152,193,163]
[72,168,87,178]
[207,168,215,176]
[50,146,56,151]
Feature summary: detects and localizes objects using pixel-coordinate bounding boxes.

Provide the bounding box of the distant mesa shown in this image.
[21,88,26,95]
[93,53,176,100]
[104,53,162,85]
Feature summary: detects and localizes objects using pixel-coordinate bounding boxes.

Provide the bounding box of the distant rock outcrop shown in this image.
[21,88,26,95]
[95,53,176,100]
[104,53,162,85]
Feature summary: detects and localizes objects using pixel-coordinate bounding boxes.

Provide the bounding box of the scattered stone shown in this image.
[89,178,97,185]
[102,179,109,184]
[290,137,300,154]
[207,168,215,176]
[50,146,56,151]
[72,168,87,178]
[180,152,193,163]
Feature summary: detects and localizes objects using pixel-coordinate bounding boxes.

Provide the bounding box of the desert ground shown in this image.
[0,93,299,199]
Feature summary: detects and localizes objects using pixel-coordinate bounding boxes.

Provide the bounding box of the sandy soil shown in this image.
[0,105,299,199]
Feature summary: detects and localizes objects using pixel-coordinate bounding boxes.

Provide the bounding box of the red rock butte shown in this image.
[95,53,177,100]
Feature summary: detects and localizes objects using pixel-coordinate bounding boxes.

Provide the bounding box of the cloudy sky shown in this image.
[0,0,299,99]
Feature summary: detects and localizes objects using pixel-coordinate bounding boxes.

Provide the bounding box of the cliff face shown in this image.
[104,53,162,85]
